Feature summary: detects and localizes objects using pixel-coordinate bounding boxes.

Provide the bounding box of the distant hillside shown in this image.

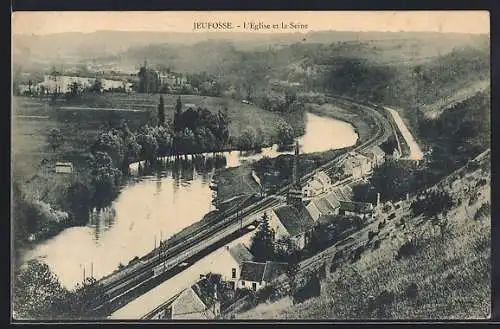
[12,30,488,66]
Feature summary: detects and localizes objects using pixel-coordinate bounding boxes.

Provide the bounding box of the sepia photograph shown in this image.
[11,10,491,321]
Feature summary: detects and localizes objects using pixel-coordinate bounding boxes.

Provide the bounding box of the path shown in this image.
[384,107,423,161]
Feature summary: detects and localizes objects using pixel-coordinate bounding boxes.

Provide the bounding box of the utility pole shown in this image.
[91,262,93,280]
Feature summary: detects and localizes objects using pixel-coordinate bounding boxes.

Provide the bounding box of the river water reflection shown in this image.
[23,112,358,289]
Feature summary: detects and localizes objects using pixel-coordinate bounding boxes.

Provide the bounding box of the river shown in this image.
[22,112,358,289]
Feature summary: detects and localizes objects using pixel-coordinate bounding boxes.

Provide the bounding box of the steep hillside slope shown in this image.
[233,150,491,320]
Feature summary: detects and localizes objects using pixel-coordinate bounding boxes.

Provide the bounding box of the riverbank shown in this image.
[213,104,363,204]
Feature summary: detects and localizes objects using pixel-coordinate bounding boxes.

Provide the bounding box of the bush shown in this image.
[395,239,418,260]
[255,284,279,303]
[372,239,381,250]
[405,282,419,300]
[378,221,386,230]
[475,178,488,188]
[368,231,378,241]
[351,245,365,263]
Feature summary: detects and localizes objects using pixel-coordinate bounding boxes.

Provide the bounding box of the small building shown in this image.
[148,274,221,320]
[305,185,353,221]
[342,152,372,179]
[302,171,331,197]
[55,162,73,174]
[269,204,315,249]
[221,243,254,289]
[238,261,288,291]
[338,201,374,220]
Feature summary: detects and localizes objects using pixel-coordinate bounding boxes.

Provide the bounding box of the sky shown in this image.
[12,11,490,36]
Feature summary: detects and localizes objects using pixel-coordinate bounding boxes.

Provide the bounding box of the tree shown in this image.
[67,82,82,98]
[47,128,63,152]
[13,260,69,320]
[93,131,125,168]
[250,212,275,262]
[90,79,103,93]
[237,128,257,151]
[90,151,122,209]
[277,121,295,149]
[137,132,159,163]
[174,96,183,133]
[369,160,416,202]
[158,95,165,126]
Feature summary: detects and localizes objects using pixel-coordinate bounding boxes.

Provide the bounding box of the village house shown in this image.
[148,274,221,320]
[55,162,73,174]
[218,243,254,289]
[306,185,353,221]
[302,171,331,197]
[268,204,315,249]
[237,261,288,292]
[338,200,374,220]
[342,151,373,179]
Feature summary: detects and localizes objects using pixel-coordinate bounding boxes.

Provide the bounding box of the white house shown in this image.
[238,261,288,291]
[269,204,315,249]
[220,243,254,289]
[302,171,331,197]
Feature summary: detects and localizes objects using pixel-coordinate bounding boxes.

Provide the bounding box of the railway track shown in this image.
[93,95,394,316]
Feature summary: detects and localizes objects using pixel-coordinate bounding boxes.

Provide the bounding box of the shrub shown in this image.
[395,239,418,260]
[378,221,386,230]
[405,282,418,300]
[474,202,490,221]
[368,231,378,241]
[377,289,395,306]
[372,239,381,250]
[476,178,487,188]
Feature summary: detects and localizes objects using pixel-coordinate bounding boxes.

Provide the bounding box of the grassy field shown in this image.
[213,163,261,203]
[233,152,491,320]
[12,93,292,198]
[57,93,294,145]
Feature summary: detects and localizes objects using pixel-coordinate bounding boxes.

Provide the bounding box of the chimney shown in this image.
[377,193,381,208]
[406,193,410,202]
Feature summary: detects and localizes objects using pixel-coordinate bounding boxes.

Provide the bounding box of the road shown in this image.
[384,106,423,161]
[91,95,394,317]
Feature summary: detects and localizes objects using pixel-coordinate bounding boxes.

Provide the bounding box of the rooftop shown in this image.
[240,261,288,283]
[228,243,254,264]
[240,261,266,282]
[273,204,315,236]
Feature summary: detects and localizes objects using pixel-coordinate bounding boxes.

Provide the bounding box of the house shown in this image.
[342,152,372,179]
[305,185,353,221]
[269,204,315,249]
[238,261,288,291]
[362,146,386,169]
[55,162,73,174]
[148,274,221,320]
[220,243,254,289]
[338,201,374,220]
[302,171,331,197]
